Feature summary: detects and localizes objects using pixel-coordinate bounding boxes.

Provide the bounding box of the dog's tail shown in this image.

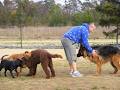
[51,54,63,59]
[1,55,9,61]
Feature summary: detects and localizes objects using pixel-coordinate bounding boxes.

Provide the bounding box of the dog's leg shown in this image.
[26,67,33,76]
[0,66,3,71]
[96,63,101,75]
[32,64,37,76]
[10,70,15,78]
[110,61,118,74]
[15,68,19,77]
[26,67,34,76]
[48,59,55,77]
[41,60,51,79]
[20,67,22,73]
[26,65,37,77]
[4,69,7,77]
[0,66,3,76]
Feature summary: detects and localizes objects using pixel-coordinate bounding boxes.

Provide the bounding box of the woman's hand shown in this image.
[92,50,98,57]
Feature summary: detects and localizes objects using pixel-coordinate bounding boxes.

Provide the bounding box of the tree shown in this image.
[71,9,99,25]
[48,5,68,26]
[96,0,120,44]
[103,31,115,39]
[0,1,6,26]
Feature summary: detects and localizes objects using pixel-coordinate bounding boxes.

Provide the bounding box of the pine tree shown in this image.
[96,0,120,44]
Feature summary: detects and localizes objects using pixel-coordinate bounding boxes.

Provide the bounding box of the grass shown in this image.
[0,27,119,89]
[0,39,118,47]
[0,49,120,90]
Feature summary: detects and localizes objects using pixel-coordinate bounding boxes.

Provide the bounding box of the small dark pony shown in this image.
[77,44,120,75]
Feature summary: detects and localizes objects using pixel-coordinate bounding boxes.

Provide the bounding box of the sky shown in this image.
[33,0,85,4]
[0,0,86,5]
[33,0,66,5]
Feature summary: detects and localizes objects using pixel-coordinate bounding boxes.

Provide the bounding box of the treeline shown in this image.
[0,0,100,27]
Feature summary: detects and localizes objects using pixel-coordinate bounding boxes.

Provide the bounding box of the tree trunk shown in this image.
[19,12,23,48]
[116,24,119,45]
[19,0,22,48]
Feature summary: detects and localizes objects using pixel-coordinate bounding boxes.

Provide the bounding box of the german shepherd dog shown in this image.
[77,44,120,75]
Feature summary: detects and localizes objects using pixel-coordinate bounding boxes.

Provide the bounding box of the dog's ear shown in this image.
[24,51,31,57]
[16,58,22,61]
[77,50,82,57]
[23,51,31,60]
[77,44,88,58]
[25,51,29,53]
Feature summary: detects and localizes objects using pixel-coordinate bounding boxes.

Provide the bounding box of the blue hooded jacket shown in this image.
[63,23,93,53]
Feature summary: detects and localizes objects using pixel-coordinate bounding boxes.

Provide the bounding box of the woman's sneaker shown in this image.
[71,71,83,77]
